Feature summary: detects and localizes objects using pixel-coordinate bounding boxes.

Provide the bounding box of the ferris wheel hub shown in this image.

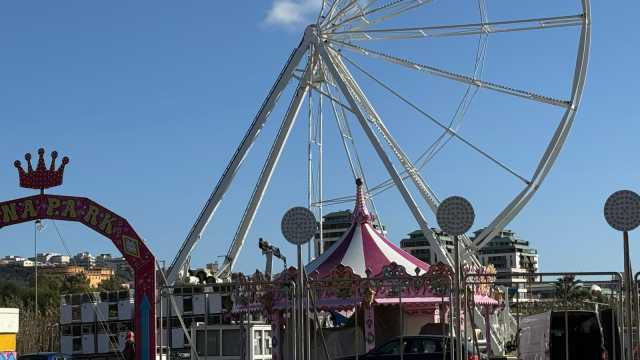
[304,24,319,39]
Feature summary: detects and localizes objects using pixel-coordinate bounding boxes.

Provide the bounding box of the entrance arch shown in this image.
[0,194,156,360]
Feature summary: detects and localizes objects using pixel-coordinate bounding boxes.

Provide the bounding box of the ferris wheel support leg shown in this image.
[165,35,312,284]
[219,61,315,278]
[317,43,453,269]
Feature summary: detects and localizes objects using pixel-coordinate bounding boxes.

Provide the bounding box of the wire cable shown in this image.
[50,220,127,360]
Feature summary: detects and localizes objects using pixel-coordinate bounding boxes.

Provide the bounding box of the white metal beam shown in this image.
[317,41,455,268]
[165,34,311,284]
[327,45,487,269]
[473,0,590,249]
[217,59,315,278]
[328,14,584,41]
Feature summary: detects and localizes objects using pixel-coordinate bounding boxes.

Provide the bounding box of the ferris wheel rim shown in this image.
[306,0,590,249]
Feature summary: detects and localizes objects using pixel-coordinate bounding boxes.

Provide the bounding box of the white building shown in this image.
[2,256,26,264]
[35,252,60,263]
[50,254,71,265]
[316,210,386,254]
[73,252,96,268]
[191,323,272,360]
[60,290,134,356]
[59,284,252,358]
[399,228,454,264]
[473,229,539,285]
[96,253,133,280]
[399,228,540,286]
[20,260,35,267]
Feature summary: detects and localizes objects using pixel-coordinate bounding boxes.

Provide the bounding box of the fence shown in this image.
[465,271,625,360]
[158,269,632,360]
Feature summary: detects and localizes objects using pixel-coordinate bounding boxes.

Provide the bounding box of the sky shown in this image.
[0,0,639,277]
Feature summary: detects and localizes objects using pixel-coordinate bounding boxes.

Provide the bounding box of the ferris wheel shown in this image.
[165,0,590,284]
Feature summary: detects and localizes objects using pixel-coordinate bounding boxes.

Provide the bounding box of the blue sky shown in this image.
[0,1,639,276]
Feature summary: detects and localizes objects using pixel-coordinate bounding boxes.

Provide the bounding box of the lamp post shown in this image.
[436,196,475,360]
[34,219,44,316]
[604,189,640,360]
[281,206,317,360]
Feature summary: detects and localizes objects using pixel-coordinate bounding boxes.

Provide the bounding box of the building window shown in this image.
[61,325,72,336]
[207,314,221,325]
[183,296,193,313]
[222,329,241,356]
[71,306,81,321]
[196,330,220,356]
[82,324,95,334]
[265,330,272,355]
[254,330,263,355]
[72,337,82,352]
[108,304,118,318]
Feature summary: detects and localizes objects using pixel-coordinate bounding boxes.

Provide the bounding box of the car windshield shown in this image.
[376,340,401,355]
[19,356,50,360]
[375,338,447,355]
[404,338,445,354]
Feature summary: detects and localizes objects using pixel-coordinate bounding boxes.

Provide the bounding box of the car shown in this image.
[338,335,484,360]
[17,353,71,360]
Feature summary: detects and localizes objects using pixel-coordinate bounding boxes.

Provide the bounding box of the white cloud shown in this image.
[266,0,322,27]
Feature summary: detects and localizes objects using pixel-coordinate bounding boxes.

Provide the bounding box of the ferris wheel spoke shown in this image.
[328,40,571,108]
[292,72,356,113]
[324,0,344,19]
[338,51,531,185]
[328,13,584,41]
[320,70,387,224]
[323,0,433,33]
[323,0,360,28]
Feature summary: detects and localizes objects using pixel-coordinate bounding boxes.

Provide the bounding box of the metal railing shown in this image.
[465,271,624,359]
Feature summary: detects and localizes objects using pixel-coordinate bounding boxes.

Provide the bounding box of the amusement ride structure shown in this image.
[165,0,591,283]
[159,0,591,355]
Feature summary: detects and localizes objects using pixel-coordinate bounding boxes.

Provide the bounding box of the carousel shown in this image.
[233,180,500,359]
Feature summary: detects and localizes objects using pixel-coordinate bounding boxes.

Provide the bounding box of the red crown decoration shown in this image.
[14,148,69,191]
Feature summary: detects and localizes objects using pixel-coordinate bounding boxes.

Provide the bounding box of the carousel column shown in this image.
[363,305,376,352]
[484,306,492,355]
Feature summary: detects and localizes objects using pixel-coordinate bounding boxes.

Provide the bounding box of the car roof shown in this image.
[21,353,58,355]
[388,335,449,340]
[20,353,70,356]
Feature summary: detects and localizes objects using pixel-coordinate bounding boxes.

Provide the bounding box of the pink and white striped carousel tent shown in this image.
[306,178,429,278]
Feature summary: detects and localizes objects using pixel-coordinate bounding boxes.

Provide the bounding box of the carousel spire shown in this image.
[354,178,372,224]
[306,177,429,278]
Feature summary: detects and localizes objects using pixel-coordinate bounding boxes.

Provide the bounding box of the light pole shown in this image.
[34,219,44,316]
[436,196,475,360]
[281,206,317,360]
[604,189,640,360]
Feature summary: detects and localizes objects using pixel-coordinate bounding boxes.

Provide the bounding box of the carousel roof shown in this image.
[306,178,430,278]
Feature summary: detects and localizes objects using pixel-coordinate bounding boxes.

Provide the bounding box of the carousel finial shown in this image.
[354,178,371,223]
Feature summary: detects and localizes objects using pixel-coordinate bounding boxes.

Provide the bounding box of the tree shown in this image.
[60,273,92,294]
[0,276,62,354]
[555,275,589,307]
[97,274,129,291]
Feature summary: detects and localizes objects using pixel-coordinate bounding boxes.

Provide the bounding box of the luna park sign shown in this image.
[0,149,156,360]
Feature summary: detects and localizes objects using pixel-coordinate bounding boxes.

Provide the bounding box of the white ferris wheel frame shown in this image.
[165,0,591,285]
